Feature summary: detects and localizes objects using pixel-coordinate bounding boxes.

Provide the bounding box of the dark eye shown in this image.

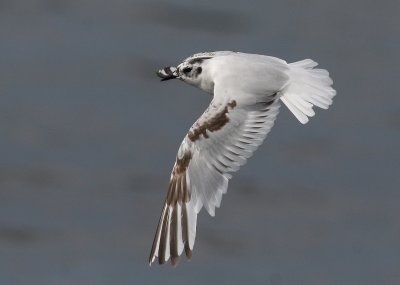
[196,67,202,74]
[182,67,192,74]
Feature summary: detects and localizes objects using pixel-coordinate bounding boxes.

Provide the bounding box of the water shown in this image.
[0,0,399,284]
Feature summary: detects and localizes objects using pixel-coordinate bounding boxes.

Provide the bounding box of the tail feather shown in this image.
[281,59,336,124]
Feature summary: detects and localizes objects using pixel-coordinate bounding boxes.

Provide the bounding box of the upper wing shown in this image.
[149,94,282,266]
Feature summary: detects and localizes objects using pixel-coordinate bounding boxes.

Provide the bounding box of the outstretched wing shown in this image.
[149,92,282,266]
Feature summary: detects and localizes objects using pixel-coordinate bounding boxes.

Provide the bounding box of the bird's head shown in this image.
[157,56,214,93]
[176,59,204,85]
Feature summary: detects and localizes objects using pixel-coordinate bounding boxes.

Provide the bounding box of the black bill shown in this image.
[156,66,178,81]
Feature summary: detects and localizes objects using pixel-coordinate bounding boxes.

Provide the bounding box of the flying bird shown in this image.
[149,51,336,266]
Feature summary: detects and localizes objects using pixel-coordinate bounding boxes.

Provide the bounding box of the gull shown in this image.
[149,51,336,266]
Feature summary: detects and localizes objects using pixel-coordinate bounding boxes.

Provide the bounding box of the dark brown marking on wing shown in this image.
[165,150,192,263]
[149,148,193,266]
[167,150,192,205]
[188,100,237,142]
[186,247,193,260]
[227,100,237,108]
[149,204,167,265]
[166,179,177,205]
[174,151,192,175]
[182,172,190,203]
[182,203,192,259]
[170,204,179,266]
[171,255,179,267]
[158,208,170,264]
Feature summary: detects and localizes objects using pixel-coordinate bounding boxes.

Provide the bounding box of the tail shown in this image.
[280,59,336,124]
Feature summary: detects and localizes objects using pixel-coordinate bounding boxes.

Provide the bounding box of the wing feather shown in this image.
[149,95,281,265]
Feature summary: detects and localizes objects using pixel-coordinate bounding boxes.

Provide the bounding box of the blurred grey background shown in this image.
[0,0,399,284]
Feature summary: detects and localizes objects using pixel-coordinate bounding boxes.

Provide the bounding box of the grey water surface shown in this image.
[0,0,399,284]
